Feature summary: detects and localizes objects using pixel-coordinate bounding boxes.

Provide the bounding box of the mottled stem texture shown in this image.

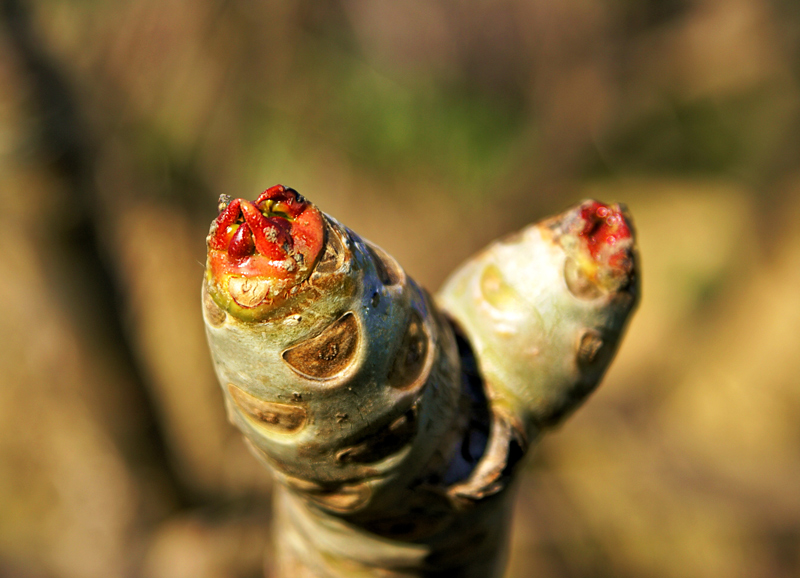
[202,185,639,578]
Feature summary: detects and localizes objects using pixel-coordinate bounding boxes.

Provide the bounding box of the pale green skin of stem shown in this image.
[203,205,639,578]
[272,483,514,578]
[203,216,462,503]
[437,220,639,442]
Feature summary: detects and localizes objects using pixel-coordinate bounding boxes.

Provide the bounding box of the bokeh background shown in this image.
[1,0,799,576]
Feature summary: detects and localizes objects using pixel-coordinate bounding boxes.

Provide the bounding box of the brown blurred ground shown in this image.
[0,0,798,577]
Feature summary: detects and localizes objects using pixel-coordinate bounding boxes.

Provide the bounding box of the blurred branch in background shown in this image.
[0,0,799,577]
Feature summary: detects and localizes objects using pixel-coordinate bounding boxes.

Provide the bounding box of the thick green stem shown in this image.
[202,189,639,577]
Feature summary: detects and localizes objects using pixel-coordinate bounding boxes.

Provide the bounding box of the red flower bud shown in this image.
[205,186,325,316]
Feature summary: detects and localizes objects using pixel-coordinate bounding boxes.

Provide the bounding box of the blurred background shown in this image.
[1,0,799,576]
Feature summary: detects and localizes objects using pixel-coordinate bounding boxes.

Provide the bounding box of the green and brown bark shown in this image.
[202,187,639,578]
